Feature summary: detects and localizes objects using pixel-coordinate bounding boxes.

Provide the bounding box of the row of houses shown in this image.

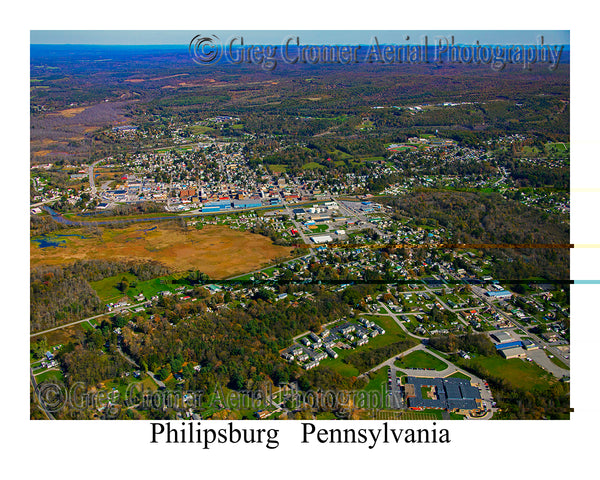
[282,318,387,369]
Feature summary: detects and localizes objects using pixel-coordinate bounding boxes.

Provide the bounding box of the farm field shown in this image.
[31,223,293,279]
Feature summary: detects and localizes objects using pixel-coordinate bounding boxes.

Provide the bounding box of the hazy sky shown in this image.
[30,30,570,46]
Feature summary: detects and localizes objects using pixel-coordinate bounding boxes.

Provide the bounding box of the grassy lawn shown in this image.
[457,354,556,391]
[35,369,65,383]
[363,367,389,393]
[401,410,444,420]
[91,272,193,304]
[362,315,402,336]
[190,125,217,135]
[301,162,324,170]
[319,354,360,377]
[90,272,138,304]
[81,321,95,332]
[231,272,256,281]
[395,350,448,371]
[31,359,44,368]
[102,377,141,399]
[308,224,329,233]
[315,412,337,420]
[359,316,414,351]
[319,316,414,377]
[447,371,471,380]
[268,164,287,173]
[449,412,466,420]
[129,274,190,300]
[548,355,569,370]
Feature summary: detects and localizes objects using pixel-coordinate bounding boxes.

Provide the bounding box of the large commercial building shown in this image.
[499,347,527,359]
[404,376,482,413]
[310,235,333,244]
[486,290,513,299]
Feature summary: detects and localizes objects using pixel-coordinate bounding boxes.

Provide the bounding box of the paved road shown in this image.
[336,200,386,239]
[116,345,139,368]
[30,301,147,337]
[89,159,104,197]
[388,368,403,409]
[282,202,316,255]
[377,302,428,340]
[358,341,496,419]
[359,343,423,378]
[525,348,570,378]
[291,317,340,343]
[30,197,60,209]
[30,367,56,420]
[146,371,166,389]
[470,285,570,372]
[226,254,313,281]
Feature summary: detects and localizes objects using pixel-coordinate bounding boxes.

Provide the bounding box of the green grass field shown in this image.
[35,369,65,383]
[447,371,471,380]
[395,350,448,371]
[268,164,287,173]
[319,315,416,377]
[548,355,569,370]
[301,162,325,170]
[330,149,352,160]
[90,273,139,304]
[308,224,329,233]
[364,367,389,393]
[318,355,360,377]
[90,271,196,304]
[458,354,555,391]
[189,125,216,134]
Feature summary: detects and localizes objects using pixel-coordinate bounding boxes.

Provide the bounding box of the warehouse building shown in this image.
[232,199,262,209]
[522,338,539,350]
[499,347,527,359]
[486,290,513,299]
[495,340,523,350]
[491,331,513,343]
[310,235,333,244]
[204,200,233,210]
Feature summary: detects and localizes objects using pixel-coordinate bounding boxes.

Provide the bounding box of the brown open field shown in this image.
[51,106,88,118]
[32,150,52,157]
[31,223,293,279]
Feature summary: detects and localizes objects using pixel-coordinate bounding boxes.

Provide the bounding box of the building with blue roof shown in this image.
[232,199,262,209]
[486,290,512,299]
[404,376,482,412]
[495,340,523,350]
[204,200,232,210]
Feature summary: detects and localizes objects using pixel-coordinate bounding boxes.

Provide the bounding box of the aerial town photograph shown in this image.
[29,29,572,425]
